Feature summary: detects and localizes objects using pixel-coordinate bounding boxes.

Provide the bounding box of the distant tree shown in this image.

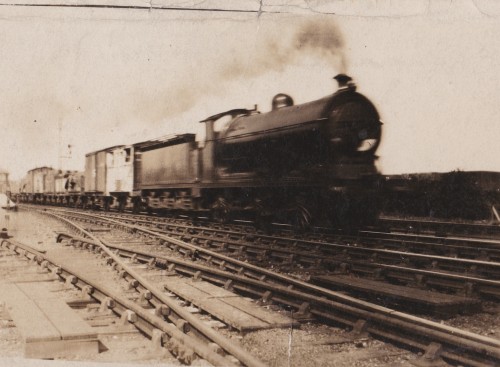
[383,170,492,220]
[432,170,489,220]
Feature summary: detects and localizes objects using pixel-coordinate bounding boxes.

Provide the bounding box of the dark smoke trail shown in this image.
[145,19,348,122]
[293,19,347,72]
[223,18,347,79]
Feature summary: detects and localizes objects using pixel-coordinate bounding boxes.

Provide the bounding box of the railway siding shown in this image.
[0,238,259,366]
[64,209,500,301]
[36,209,500,367]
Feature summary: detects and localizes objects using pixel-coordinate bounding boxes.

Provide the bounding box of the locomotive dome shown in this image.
[272,93,294,110]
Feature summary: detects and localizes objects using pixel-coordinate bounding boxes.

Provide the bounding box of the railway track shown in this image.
[22,206,500,366]
[45,207,500,301]
[342,230,500,261]
[72,209,500,263]
[0,237,266,366]
[378,216,500,239]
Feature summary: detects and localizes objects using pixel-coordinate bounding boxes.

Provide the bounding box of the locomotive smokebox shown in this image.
[334,74,356,91]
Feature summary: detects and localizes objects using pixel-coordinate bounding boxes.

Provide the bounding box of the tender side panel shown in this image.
[140,142,197,188]
[133,150,142,192]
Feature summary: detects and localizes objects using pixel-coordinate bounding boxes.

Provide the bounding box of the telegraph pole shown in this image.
[58,121,72,170]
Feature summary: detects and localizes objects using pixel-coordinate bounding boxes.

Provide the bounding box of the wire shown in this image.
[0,2,262,13]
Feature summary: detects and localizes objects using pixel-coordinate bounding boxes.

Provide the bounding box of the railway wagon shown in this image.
[19,167,54,203]
[81,135,197,211]
[32,167,53,196]
[42,170,77,205]
[53,171,84,206]
[18,167,83,205]
[84,145,134,210]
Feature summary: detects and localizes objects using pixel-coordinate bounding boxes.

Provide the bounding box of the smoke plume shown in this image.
[222,18,347,79]
[142,18,348,124]
[294,19,347,72]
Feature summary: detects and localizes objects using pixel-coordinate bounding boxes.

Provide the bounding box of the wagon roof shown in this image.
[27,166,54,173]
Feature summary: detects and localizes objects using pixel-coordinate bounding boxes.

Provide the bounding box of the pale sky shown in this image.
[0,0,499,180]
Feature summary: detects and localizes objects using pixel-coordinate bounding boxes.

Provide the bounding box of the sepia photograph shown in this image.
[0,1,499,366]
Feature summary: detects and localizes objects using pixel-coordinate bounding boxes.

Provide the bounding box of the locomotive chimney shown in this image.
[334,74,356,91]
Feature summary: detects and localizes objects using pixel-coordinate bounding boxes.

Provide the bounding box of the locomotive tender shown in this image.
[19,74,383,228]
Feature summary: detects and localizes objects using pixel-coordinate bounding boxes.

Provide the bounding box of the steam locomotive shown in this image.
[18,74,383,229]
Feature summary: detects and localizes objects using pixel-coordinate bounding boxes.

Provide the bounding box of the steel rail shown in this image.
[97,210,500,251]
[38,210,500,367]
[358,230,500,252]
[37,210,267,367]
[0,238,238,366]
[55,232,500,367]
[87,211,500,273]
[51,208,500,278]
[100,210,500,257]
[378,217,500,238]
[100,220,500,297]
[53,210,500,296]
[38,208,500,303]
[171,228,500,278]
[59,231,500,298]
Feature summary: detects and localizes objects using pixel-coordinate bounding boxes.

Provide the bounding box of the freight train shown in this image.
[18,167,83,206]
[17,74,383,229]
